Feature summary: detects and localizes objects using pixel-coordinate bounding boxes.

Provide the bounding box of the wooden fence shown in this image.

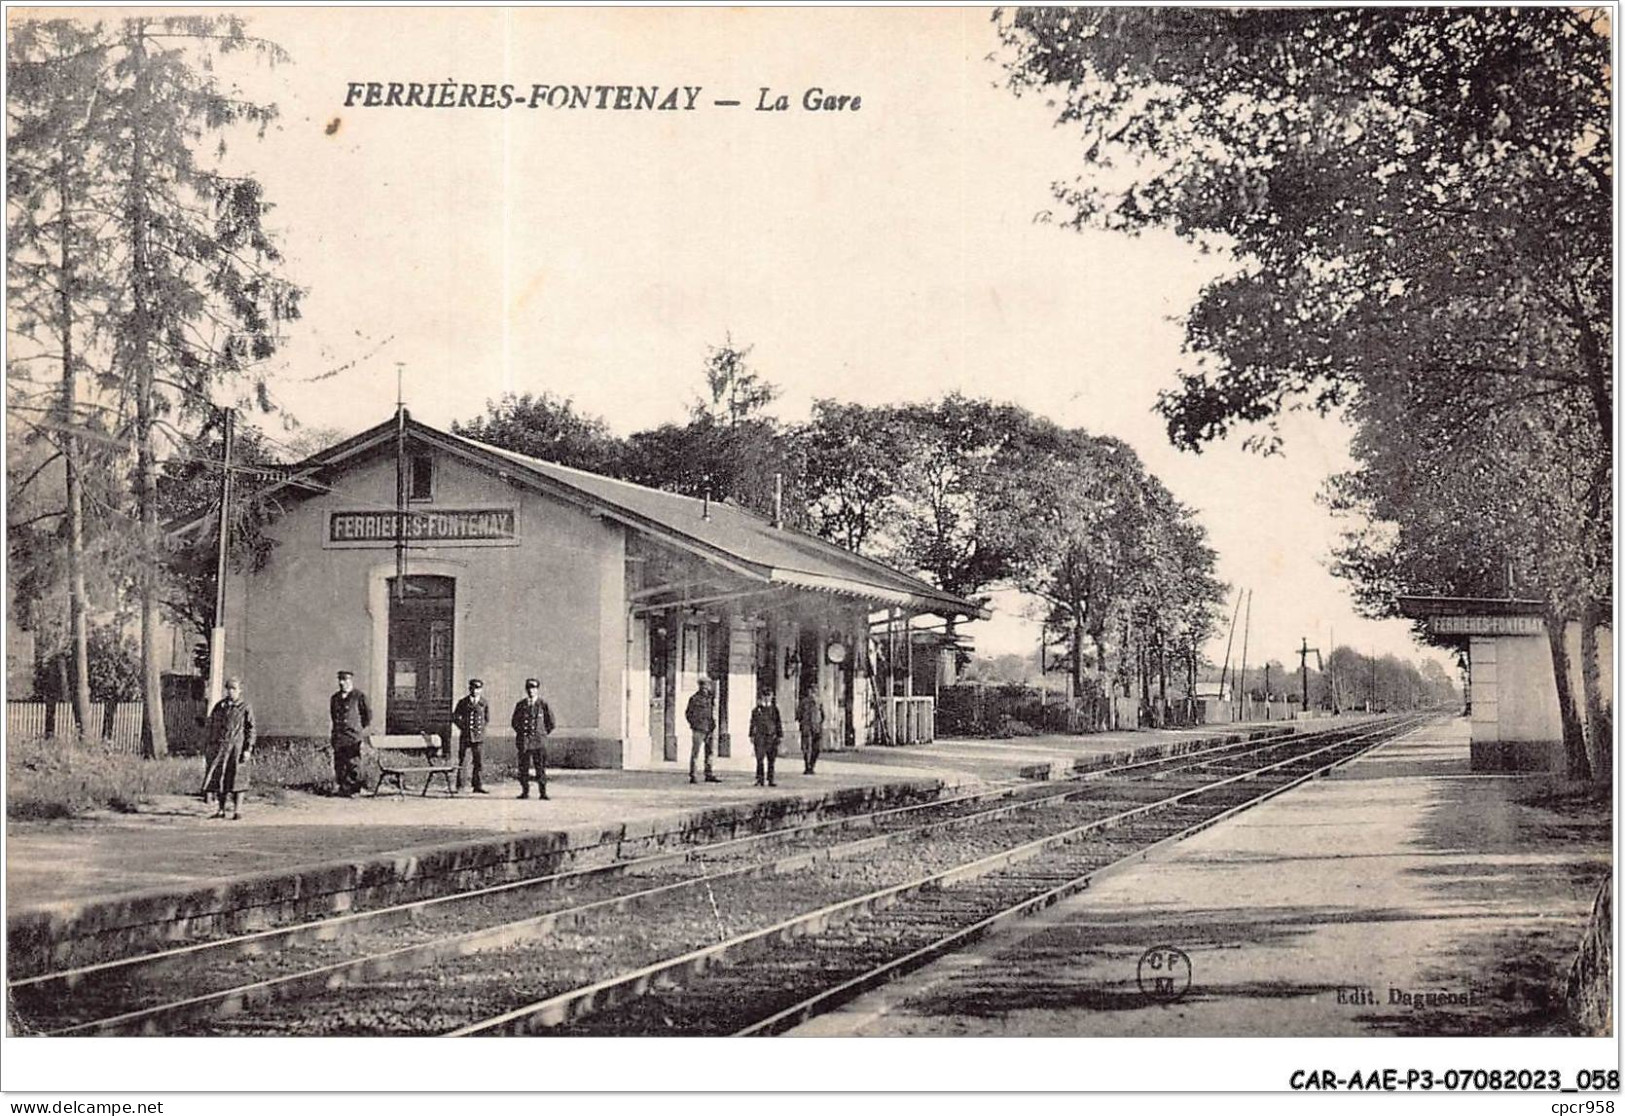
[6,698,211,754]
[7,702,74,742]
[877,696,936,745]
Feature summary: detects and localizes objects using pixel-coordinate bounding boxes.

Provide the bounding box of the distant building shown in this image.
[202,413,982,770]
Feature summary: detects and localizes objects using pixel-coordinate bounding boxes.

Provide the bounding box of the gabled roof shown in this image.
[263,413,986,620]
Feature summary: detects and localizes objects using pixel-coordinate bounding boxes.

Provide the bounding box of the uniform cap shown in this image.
[525,678,540,688]
[336,670,354,680]
[469,678,484,689]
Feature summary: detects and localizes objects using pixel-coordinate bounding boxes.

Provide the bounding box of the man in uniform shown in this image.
[450,678,490,794]
[797,687,824,775]
[685,677,720,784]
[511,677,555,800]
[329,670,371,796]
[750,688,783,787]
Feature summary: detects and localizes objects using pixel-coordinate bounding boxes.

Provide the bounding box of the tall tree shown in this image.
[1000,8,1609,450]
[1327,362,1608,778]
[885,395,1035,615]
[451,391,625,474]
[157,414,287,659]
[5,412,133,709]
[999,421,1225,717]
[26,15,303,755]
[797,399,907,555]
[623,415,806,527]
[1002,8,1610,774]
[620,337,805,524]
[8,20,125,734]
[693,335,778,426]
[1009,427,1127,692]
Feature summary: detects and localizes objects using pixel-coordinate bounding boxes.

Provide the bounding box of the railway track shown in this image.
[9,716,1421,1036]
[10,726,1294,1000]
[489,714,1430,1037]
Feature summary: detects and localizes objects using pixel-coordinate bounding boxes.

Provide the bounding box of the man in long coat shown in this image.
[329,670,371,796]
[797,688,825,775]
[511,677,555,800]
[201,677,255,820]
[686,678,719,784]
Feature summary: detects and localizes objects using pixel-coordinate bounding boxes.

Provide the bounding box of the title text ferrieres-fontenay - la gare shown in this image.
[341,82,862,113]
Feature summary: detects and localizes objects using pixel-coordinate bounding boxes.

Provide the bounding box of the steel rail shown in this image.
[450,715,1423,1036]
[737,714,1429,1035]
[28,726,1334,1035]
[13,776,1033,996]
[14,723,1304,1000]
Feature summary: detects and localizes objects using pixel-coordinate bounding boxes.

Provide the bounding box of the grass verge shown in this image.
[7,735,334,819]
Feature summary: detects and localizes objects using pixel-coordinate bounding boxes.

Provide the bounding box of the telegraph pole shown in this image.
[206,407,235,710]
[1298,637,1322,715]
[1237,590,1253,720]
[1329,626,1340,714]
[1217,589,1243,699]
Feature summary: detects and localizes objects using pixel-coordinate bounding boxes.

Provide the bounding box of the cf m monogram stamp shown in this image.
[1137,945,1193,1004]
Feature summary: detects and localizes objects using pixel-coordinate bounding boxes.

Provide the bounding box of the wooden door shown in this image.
[387,575,455,737]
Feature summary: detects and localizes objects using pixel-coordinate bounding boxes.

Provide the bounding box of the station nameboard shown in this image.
[1428,614,1544,636]
[326,507,519,547]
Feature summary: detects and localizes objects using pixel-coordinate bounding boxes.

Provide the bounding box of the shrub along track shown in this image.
[8,719,1417,1036]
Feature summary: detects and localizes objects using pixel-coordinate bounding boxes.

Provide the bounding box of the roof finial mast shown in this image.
[394,362,407,599]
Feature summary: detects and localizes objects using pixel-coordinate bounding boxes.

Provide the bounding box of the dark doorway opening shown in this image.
[387,575,455,738]
[799,626,821,698]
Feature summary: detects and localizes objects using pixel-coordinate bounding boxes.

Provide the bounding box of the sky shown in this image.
[90,6,1451,675]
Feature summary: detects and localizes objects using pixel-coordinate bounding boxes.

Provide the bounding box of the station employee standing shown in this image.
[750,688,783,788]
[450,678,491,794]
[329,670,371,796]
[512,677,555,800]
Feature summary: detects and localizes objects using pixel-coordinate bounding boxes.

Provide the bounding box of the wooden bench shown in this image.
[369,733,457,797]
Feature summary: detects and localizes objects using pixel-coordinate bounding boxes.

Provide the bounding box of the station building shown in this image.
[1398,595,1613,773]
[216,413,981,771]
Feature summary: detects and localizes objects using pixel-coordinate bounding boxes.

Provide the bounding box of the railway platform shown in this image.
[6,719,1294,970]
[789,715,1611,1037]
